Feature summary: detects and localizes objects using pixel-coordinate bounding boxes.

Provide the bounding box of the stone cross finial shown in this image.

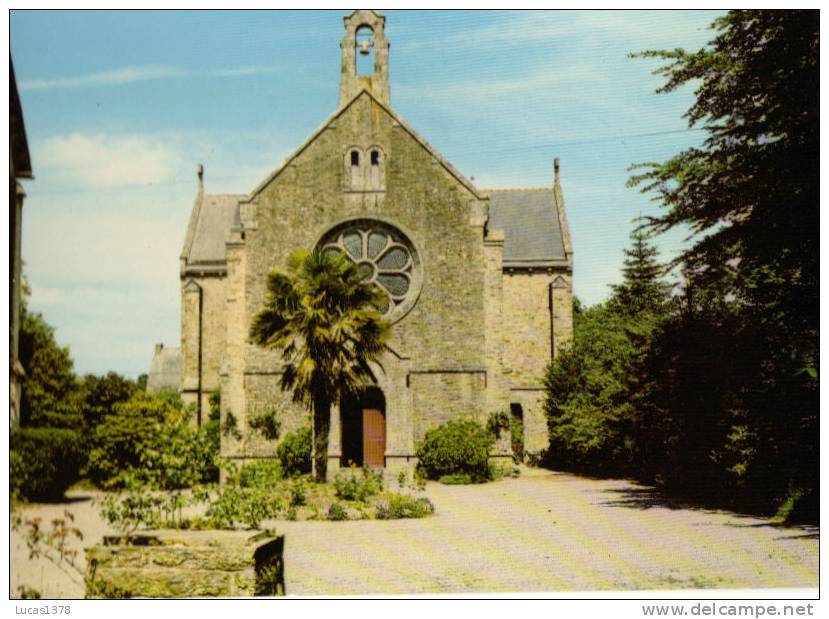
[554,158,560,184]
[197,163,204,192]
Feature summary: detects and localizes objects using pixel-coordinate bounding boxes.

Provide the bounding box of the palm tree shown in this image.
[250,248,391,482]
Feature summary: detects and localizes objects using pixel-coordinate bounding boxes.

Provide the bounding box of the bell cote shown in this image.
[339,10,390,106]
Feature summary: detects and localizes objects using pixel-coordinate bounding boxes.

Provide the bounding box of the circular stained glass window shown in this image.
[318,219,422,322]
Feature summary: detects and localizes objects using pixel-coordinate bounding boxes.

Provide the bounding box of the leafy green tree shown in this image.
[250,249,390,482]
[79,372,137,431]
[18,309,83,429]
[544,303,642,473]
[136,374,148,391]
[545,224,674,475]
[277,427,312,477]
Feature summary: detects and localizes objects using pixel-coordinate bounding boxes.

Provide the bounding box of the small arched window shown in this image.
[344,147,385,192]
[369,149,382,189]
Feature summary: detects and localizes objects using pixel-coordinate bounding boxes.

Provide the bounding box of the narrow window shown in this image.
[370,150,380,166]
[351,150,360,167]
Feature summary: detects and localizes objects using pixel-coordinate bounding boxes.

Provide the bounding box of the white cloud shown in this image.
[399,62,600,102]
[396,10,719,53]
[35,133,179,189]
[28,283,65,305]
[20,64,282,91]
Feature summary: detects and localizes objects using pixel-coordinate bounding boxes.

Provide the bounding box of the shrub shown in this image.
[438,472,483,485]
[376,495,434,519]
[10,428,85,501]
[17,586,42,600]
[416,419,493,481]
[205,486,282,530]
[87,393,180,487]
[277,427,312,476]
[87,392,215,490]
[239,460,283,488]
[249,408,282,441]
[510,415,524,461]
[289,479,307,506]
[221,410,242,440]
[99,482,164,536]
[486,411,510,438]
[333,467,383,501]
[10,449,27,503]
[326,502,348,521]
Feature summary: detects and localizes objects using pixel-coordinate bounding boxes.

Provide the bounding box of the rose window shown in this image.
[319,220,421,322]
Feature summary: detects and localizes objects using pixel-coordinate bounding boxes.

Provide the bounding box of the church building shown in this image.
[173,10,574,480]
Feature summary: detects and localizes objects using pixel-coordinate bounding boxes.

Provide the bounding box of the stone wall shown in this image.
[501,271,554,387]
[551,272,574,357]
[180,274,228,423]
[409,371,488,443]
[223,93,493,463]
[500,269,572,455]
[85,531,284,598]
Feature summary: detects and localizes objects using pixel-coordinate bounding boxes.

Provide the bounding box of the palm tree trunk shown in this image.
[312,396,331,483]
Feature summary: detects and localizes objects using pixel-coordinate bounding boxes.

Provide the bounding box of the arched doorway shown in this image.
[341,387,386,468]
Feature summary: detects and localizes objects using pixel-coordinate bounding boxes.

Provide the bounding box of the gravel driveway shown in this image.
[10,467,818,597]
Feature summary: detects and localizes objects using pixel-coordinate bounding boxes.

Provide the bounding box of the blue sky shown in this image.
[11,9,724,378]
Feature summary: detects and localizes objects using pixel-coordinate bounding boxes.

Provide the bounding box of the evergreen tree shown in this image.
[629,10,818,517]
[629,9,818,366]
[609,223,673,317]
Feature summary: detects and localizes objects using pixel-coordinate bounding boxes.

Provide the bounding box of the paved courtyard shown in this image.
[10,467,818,597]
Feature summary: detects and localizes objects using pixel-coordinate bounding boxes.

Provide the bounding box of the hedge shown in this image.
[11,427,85,501]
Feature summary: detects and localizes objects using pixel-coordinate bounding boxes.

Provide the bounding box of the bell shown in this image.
[358,39,374,55]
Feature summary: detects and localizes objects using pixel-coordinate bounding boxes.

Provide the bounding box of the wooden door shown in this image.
[362,408,385,468]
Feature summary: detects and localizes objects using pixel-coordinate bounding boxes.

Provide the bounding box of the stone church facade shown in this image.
[174,10,573,480]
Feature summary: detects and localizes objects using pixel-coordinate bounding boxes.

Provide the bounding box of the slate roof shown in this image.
[182,187,570,272]
[181,193,243,271]
[10,58,32,179]
[146,345,181,393]
[487,189,569,268]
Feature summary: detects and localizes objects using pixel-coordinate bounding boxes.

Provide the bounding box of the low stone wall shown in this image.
[85,530,284,598]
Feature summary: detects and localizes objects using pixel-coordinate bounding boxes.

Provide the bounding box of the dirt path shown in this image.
[10,468,818,597]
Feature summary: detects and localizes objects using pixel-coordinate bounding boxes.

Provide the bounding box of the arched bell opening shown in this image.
[355,25,375,76]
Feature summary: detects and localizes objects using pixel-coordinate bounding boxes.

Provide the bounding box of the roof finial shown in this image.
[197,163,204,193]
[554,157,560,185]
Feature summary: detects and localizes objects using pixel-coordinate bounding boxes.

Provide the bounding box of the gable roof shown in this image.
[10,58,32,179]
[486,188,569,268]
[146,345,181,393]
[180,192,243,271]
[245,88,484,201]
[179,93,573,274]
